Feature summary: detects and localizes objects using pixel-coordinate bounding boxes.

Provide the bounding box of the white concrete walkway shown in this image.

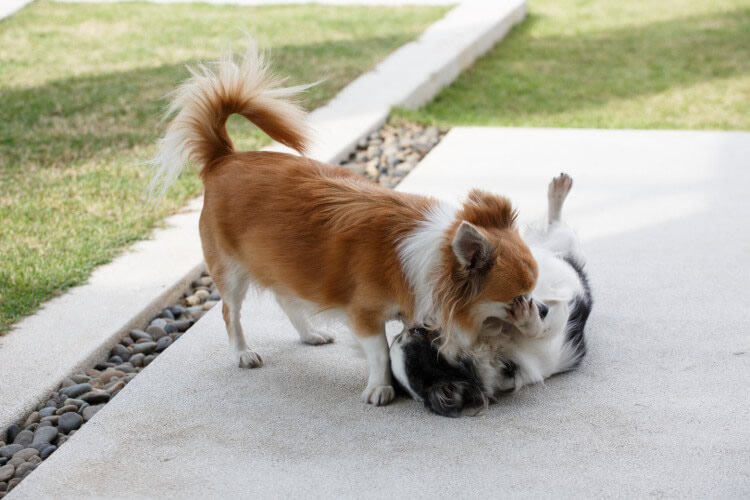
[10,128,750,498]
[0,0,32,20]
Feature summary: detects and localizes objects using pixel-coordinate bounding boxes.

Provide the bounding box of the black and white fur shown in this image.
[390,173,593,417]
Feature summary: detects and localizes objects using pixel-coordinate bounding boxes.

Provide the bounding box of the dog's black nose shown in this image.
[535,300,549,320]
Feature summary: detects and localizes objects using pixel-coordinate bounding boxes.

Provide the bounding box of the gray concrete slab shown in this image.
[10,127,750,498]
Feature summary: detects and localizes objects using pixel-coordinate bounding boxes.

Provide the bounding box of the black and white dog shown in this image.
[390,173,593,417]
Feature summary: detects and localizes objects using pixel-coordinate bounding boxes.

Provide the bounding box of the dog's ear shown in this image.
[463,189,517,228]
[425,382,466,418]
[452,221,493,272]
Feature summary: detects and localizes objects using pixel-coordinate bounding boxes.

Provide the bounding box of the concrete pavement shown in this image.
[0,0,32,21]
[10,127,750,498]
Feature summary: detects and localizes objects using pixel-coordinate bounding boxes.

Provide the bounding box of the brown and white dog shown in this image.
[149,40,538,406]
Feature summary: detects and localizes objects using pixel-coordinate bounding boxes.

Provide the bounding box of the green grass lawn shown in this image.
[0,1,448,334]
[397,0,750,130]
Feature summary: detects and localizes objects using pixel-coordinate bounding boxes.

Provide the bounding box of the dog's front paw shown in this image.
[300,330,336,345]
[507,297,544,338]
[361,384,395,406]
[507,296,537,325]
[234,349,263,369]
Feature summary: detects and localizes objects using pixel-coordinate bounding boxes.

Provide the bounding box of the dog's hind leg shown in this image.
[548,173,573,225]
[210,256,262,369]
[544,172,587,265]
[523,173,576,251]
[275,295,335,345]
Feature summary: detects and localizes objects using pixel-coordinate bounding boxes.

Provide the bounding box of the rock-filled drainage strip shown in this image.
[0,120,446,497]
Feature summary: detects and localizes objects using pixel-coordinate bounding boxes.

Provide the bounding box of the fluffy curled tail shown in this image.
[147,38,313,197]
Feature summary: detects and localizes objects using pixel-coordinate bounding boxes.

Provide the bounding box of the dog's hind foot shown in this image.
[234,349,263,368]
[548,173,573,224]
[299,329,336,345]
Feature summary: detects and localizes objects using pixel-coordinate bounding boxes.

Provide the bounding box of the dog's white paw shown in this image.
[361,384,395,406]
[234,349,263,369]
[300,330,336,345]
[548,172,573,201]
[507,296,536,323]
[507,297,543,337]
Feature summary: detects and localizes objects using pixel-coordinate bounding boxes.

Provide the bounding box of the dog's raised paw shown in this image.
[300,330,336,345]
[361,385,395,406]
[235,349,263,369]
[548,172,573,200]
